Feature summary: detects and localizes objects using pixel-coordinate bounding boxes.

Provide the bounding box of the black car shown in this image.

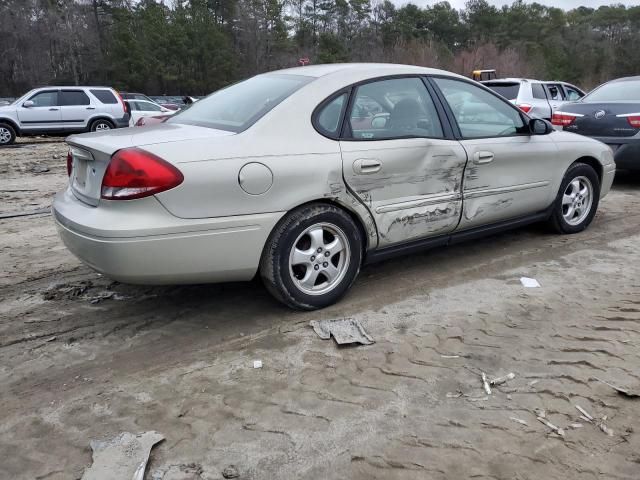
[552,76,640,171]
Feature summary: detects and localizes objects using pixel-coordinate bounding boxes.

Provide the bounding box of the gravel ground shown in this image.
[1,139,640,479]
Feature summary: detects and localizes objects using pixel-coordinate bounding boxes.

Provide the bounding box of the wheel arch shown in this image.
[572,156,603,187]
[0,118,21,135]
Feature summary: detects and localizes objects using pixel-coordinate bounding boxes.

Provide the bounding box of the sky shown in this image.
[396,0,638,9]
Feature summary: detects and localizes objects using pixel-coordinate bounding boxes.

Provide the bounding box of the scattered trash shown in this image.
[491,372,516,386]
[569,423,583,429]
[222,465,240,479]
[253,360,262,369]
[440,354,460,359]
[520,277,541,288]
[510,417,528,426]
[537,416,565,437]
[446,391,463,398]
[88,291,127,304]
[594,377,640,398]
[598,416,614,436]
[481,372,492,395]
[310,318,374,346]
[81,431,164,480]
[43,281,93,301]
[575,405,594,422]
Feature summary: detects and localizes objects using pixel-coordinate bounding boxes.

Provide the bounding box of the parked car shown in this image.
[125,99,175,126]
[552,76,640,171]
[134,115,170,127]
[482,79,585,120]
[0,87,129,146]
[120,92,159,105]
[54,63,614,310]
[150,96,183,110]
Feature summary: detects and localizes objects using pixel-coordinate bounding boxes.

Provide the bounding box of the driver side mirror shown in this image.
[530,118,553,135]
[23,100,34,108]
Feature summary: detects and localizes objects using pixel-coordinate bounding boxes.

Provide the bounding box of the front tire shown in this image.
[548,162,600,234]
[0,123,16,146]
[90,119,114,132]
[260,204,363,310]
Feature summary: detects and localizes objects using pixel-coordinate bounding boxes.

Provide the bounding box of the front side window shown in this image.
[564,86,583,101]
[29,91,58,107]
[433,78,526,138]
[347,77,443,140]
[60,90,90,106]
[316,94,347,136]
[169,73,313,132]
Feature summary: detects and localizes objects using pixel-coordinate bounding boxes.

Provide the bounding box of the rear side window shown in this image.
[545,84,565,101]
[169,73,313,132]
[60,90,90,106]
[315,94,347,136]
[532,83,547,99]
[91,89,118,104]
[584,79,640,102]
[483,83,520,101]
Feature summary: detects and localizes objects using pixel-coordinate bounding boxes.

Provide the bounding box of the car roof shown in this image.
[271,63,464,80]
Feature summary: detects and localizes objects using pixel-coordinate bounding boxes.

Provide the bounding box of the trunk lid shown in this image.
[67,123,234,206]
[558,102,640,138]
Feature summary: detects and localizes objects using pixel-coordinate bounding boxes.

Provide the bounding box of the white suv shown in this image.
[0,86,130,146]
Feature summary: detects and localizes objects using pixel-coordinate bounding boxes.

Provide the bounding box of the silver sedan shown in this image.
[53,64,616,310]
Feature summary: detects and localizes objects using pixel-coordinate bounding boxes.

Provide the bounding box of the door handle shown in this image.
[353,158,381,174]
[86,107,96,110]
[473,151,494,164]
[49,108,59,111]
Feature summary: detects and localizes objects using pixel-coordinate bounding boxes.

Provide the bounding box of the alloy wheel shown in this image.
[0,127,11,144]
[562,175,593,226]
[289,222,351,296]
[95,122,111,131]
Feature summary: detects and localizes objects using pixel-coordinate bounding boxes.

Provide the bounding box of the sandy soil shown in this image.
[1,140,640,479]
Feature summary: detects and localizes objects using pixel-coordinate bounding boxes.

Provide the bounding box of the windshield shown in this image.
[483,83,521,101]
[168,73,313,132]
[584,79,640,102]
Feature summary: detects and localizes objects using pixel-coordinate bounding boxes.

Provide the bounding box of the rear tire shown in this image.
[548,162,600,234]
[90,119,114,132]
[0,123,16,146]
[260,203,363,310]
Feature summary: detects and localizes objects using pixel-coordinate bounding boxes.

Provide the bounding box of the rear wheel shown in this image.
[0,123,16,146]
[260,204,363,310]
[90,119,114,132]
[548,162,600,234]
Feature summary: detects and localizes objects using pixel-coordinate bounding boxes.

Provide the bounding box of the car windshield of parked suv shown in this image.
[483,82,521,100]
[168,73,313,132]
[584,79,640,102]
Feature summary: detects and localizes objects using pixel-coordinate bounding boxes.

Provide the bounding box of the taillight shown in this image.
[115,91,128,115]
[101,148,183,200]
[551,112,580,127]
[67,150,73,177]
[516,103,532,114]
[625,116,640,128]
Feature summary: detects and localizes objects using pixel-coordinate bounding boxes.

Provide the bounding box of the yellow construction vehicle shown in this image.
[472,69,497,81]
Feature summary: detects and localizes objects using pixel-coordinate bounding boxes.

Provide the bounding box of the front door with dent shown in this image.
[431,77,558,230]
[337,77,468,247]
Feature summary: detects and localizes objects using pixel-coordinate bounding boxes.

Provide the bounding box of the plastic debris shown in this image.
[575,405,594,422]
[598,416,614,436]
[440,354,460,359]
[520,277,541,288]
[594,377,640,398]
[481,372,492,395]
[310,318,374,345]
[537,416,565,437]
[81,431,164,480]
[510,417,528,426]
[491,373,516,386]
[253,360,262,369]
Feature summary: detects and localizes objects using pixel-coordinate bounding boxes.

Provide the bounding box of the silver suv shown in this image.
[0,86,130,146]
[482,79,585,120]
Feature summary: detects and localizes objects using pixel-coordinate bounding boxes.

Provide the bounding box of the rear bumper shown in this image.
[52,188,284,284]
[114,115,130,128]
[592,135,640,171]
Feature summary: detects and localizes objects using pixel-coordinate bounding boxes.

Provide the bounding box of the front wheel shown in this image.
[260,204,363,310]
[548,162,600,234]
[0,123,16,146]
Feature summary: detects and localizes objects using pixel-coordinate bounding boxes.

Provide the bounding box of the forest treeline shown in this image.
[1,0,639,97]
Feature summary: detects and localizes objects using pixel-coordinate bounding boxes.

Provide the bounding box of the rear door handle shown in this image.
[49,108,59,111]
[86,107,96,110]
[473,151,494,164]
[353,158,382,174]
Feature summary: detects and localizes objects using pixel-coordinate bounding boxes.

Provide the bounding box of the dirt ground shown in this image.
[1,138,640,480]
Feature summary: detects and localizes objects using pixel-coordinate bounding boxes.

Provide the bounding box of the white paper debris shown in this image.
[491,373,516,386]
[520,277,541,288]
[253,360,263,369]
[481,372,492,395]
[510,417,528,426]
[537,416,565,437]
[575,405,594,422]
[310,318,374,345]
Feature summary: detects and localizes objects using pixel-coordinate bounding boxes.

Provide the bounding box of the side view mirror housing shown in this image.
[530,118,553,135]
[23,100,34,108]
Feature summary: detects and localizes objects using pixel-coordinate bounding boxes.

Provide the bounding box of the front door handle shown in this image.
[86,106,96,110]
[353,158,382,174]
[473,151,494,164]
[49,107,59,111]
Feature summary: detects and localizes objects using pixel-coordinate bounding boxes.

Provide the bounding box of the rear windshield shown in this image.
[584,79,640,102]
[91,89,118,104]
[483,83,520,101]
[168,74,313,132]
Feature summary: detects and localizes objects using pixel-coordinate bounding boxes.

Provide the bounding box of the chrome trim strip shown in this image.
[615,112,640,118]
[554,111,584,117]
[464,181,550,199]
[376,192,461,214]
